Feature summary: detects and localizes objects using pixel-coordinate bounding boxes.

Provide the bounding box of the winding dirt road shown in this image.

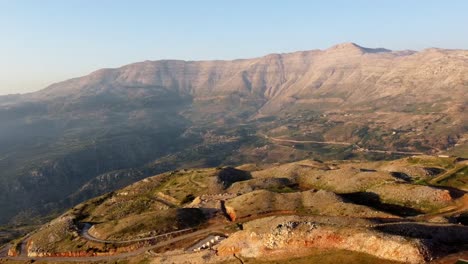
[1,224,226,262]
[189,173,207,188]
[2,172,465,262]
[261,133,352,146]
[261,134,425,155]
[80,223,194,244]
[429,165,467,186]
[3,207,467,263]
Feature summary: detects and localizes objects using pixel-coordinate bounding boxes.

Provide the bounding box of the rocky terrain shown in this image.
[223,189,395,220]
[0,43,467,228]
[217,216,429,263]
[1,156,467,263]
[216,215,468,264]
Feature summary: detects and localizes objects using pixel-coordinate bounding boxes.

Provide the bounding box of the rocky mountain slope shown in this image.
[3,156,467,263]
[0,43,467,225]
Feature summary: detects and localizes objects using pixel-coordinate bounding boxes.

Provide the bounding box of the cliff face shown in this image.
[23,43,468,116]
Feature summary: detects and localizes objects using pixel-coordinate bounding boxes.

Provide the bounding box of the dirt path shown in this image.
[429,165,466,185]
[81,223,194,244]
[261,134,352,146]
[3,187,466,262]
[1,225,225,262]
[189,173,207,188]
[3,209,466,263]
[360,148,424,155]
[261,134,424,155]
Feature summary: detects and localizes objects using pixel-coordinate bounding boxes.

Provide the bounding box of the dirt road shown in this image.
[80,223,194,244]
[1,225,225,262]
[261,134,352,146]
[261,134,424,155]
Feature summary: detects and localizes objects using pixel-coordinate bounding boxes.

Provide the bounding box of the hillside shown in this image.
[0,42,467,226]
[2,156,467,263]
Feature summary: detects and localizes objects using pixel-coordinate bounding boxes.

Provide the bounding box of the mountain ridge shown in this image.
[0,42,466,226]
[3,42,464,105]
[14,42,466,112]
[3,42,467,100]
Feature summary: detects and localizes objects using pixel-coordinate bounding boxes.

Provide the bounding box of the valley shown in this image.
[0,43,467,263]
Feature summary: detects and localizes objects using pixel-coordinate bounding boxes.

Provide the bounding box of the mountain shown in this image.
[0,43,467,225]
[6,156,468,263]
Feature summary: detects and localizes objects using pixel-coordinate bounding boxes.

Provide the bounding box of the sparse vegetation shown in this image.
[436,166,468,189]
[231,249,403,264]
[4,156,467,263]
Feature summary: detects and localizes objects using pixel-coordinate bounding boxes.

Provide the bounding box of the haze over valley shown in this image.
[1,43,466,225]
[0,1,467,263]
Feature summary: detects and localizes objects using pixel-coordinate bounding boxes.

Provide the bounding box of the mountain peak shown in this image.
[326,42,391,54]
[330,42,362,49]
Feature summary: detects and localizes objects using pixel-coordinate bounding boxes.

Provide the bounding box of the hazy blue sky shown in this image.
[1,0,467,95]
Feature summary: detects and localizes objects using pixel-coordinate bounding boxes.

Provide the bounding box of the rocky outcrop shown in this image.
[7,247,19,257]
[367,183,454,212]
[224,189,395,220]
[217,216,429,263]
[224,205,237,221]
[26,246,142,258]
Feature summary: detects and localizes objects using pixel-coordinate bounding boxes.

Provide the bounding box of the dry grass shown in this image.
[225,189,393,219]
[223,249,403,264]
[90,211,179,240]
